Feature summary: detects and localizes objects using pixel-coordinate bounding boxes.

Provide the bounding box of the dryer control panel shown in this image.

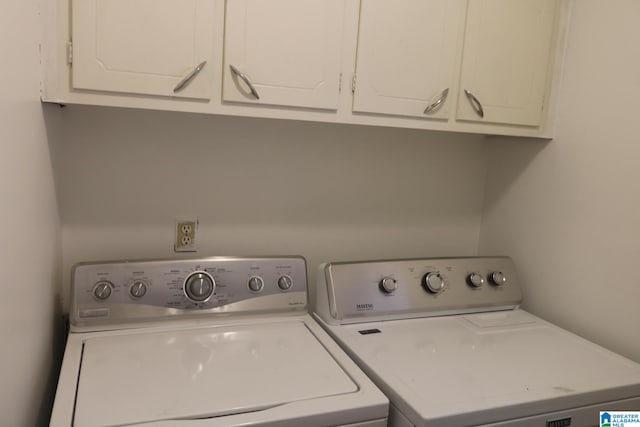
[71,256,307,330]
[315,256,522,324]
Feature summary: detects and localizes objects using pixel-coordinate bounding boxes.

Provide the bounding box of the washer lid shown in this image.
[74,321,357,426]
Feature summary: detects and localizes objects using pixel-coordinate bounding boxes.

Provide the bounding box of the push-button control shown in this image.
[379,277,398,294]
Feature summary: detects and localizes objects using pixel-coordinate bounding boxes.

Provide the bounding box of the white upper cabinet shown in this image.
[456,0,559,126]
[44,0,568,137]
[72,0,216,99]
[222,0,345,110]
[353,0,465,120]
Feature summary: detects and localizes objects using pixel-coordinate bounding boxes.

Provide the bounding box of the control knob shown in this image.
[489,271,507,286]
[129,280,148,298]
[93,281,113,300]
[379,277,397,294]
[422,272,444,294]
[467,273,485,288]
[248,276,264,292]
[277,275,293,291]
[184,271,215,302]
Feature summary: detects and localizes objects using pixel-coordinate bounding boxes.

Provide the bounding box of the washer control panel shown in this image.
[316,256,522,324]
[72,256,307,329]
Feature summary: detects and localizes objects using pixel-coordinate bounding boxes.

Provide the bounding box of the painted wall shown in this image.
[479,0,640,362]
[50,106,487,307]
[0,1,63,426]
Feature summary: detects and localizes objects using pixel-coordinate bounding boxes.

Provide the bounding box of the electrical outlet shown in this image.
[175,218,198,252]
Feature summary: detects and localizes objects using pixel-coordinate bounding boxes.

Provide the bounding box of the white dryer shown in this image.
[50,256,388,427]
[313,256,640,427]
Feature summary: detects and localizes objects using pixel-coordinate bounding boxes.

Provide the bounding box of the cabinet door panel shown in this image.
[353,0,465,119]
[457,0,558,126]
[223,0,344,110]
[72,0,215,99]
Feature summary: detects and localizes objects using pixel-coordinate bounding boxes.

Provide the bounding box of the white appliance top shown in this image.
[75,320,358,426]
[313,256,640,426]
[333,310,640,426]
[50,256,389,427]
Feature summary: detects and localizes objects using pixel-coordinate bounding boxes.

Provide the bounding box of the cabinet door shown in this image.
[353,0,465,120]
[457,0,558,126]
[223,0,345,110]
[72,0,216,99]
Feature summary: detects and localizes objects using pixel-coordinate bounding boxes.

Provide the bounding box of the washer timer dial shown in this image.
[184,271,215,302]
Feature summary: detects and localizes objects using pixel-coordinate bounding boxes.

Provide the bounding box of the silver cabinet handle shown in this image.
[173,60,207,93]
[464,89,484,118]
[229,64,260,100]
[424,88,449,114]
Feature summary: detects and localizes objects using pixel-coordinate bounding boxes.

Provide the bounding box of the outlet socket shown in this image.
[175,218,198,252]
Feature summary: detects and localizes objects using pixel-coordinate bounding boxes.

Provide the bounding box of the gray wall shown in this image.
[0,1,63,426]
[50,107,488,308]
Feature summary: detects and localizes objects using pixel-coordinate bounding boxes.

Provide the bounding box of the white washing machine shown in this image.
[50,256,388,427]
[313,256,640,427]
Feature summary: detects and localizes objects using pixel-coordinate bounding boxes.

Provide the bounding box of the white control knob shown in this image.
[423,272,444,293]
[467,273,485,288]
[129,280,147,298]
[93,281,113,300]
[184,272,215,302]
[277,275,293,291]
[248,276,264,292]
[379,277,397,294]
[490,271,507,286]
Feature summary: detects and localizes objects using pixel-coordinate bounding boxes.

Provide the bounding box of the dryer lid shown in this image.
[74,320,357,426]
[334,310,640,425]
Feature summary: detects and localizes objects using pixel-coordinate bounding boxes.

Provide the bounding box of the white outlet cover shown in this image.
[174,218,198,252]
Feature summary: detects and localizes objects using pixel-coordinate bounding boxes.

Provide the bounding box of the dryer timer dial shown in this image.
[422,272,444,294]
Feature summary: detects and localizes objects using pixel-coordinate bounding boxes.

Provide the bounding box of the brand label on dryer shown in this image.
[356,303,374,311]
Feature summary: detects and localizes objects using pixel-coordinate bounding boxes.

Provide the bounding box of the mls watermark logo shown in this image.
[601,411,640,427]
